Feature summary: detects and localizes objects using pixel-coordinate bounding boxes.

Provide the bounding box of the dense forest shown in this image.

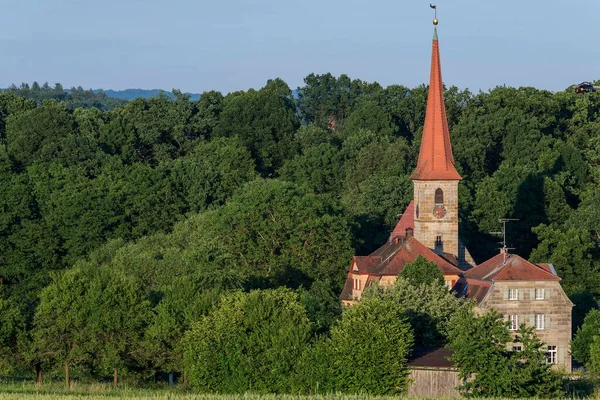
[0,74,600,394]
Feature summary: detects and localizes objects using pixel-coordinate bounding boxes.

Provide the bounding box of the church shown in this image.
[339,19,573,372]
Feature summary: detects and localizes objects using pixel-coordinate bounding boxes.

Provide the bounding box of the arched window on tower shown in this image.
[435,188,444,204]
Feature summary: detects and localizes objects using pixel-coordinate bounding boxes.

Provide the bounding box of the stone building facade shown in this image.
[457,251,573,370]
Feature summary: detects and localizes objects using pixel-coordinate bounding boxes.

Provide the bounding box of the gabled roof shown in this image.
[391,201,414,238]
[340,276,353,302]
[464,252,560,282]
[410,27,461,181]
[408,347,455,368]
[353,236,462,277]
[453,279,491,304]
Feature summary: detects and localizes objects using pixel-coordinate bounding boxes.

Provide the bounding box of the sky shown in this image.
[0,0,599,94]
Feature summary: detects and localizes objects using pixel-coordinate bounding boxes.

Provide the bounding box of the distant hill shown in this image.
[92,89,202,101]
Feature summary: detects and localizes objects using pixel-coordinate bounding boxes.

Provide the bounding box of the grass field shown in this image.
[0,381,439,400]
[0,380,463,400]
[0,381,597,400]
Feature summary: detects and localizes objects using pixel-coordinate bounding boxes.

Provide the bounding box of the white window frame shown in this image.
[535,288,545,300]
[509,315,518,331]
[546,345,557,364]
[353,278,361,291]
[512,345,522,352]
[508,288,518,301]
[535,314,545,330]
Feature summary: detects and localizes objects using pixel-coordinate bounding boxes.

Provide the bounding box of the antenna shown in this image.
[489,218,519,264]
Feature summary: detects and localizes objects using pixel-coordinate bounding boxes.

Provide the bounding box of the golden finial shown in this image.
[430,4,438,25]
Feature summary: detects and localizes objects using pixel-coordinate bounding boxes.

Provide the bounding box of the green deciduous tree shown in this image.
[32,267,151,387]
[571,309,600,365]
[171,179,354,291]
[0,297,26,374]
[399,255,445,287]
[530,224,600,296]
[364,276,466,349]
[587,336,600,375]
[449,308,563,398]
[327,298,414,394]
[183,288,311,393]
[215,79,299,174]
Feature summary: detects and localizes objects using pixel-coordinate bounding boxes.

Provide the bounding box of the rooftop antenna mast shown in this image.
[489,218,519,264]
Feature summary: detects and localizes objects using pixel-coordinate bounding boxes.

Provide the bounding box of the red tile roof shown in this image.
[410,28,461,181]
[352,256,381,274]
[351,236,462,277]
[340,276,353,301]
[391,201,414,238]
[536,263,556,274]
[464,252,560,281]
[453,279,492,303]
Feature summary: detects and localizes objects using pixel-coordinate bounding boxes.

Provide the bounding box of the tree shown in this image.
[278,142,344,195]
[530,224,600,296]
[183,288,312,393]
[0,297,26,374]
[296,73,363,128]
[448,308,563,398]
[571,309,600,365]
[32,268,96,387]
[5,100,78,168]
[587,336,600,375]
[214,79,299,174]
[170,179,354,291]
[32,267,151,387]
[327,298,414,394]
[399,255,445,286]
[364,276,466,349]
[570,291,599,334]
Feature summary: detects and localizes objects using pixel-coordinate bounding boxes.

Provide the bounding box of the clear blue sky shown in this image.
[1,0,598,94]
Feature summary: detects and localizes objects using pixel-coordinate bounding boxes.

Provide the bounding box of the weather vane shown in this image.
[430,4,438,25]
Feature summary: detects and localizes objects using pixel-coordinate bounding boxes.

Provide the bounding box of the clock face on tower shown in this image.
[433,204,446,219]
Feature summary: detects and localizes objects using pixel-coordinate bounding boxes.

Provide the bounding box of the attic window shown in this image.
[435,188,444,204]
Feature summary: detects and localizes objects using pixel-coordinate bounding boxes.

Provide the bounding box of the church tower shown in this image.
[410,23,463,261]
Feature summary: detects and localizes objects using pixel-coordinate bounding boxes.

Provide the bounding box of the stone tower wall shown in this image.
[413,180,459,257]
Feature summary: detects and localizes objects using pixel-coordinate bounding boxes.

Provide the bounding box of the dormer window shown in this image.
[435,188,444,204]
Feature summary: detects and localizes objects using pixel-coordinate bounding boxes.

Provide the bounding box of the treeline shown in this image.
[3,82,127,110]
[0,73,600,393]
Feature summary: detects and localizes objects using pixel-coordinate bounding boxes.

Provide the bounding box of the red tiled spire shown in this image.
[410,28,462,181]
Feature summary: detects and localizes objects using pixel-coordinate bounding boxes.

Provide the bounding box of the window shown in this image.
[535,314,545,330]
[405,227,414,237]
[512,346,522,352]
[353,278,361,291]
[546,346,557,364]
[535,288,545,300]
[435,188,444,204]
[509,315,518,331]
[435,236,443,252]
[508,288,519,300]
